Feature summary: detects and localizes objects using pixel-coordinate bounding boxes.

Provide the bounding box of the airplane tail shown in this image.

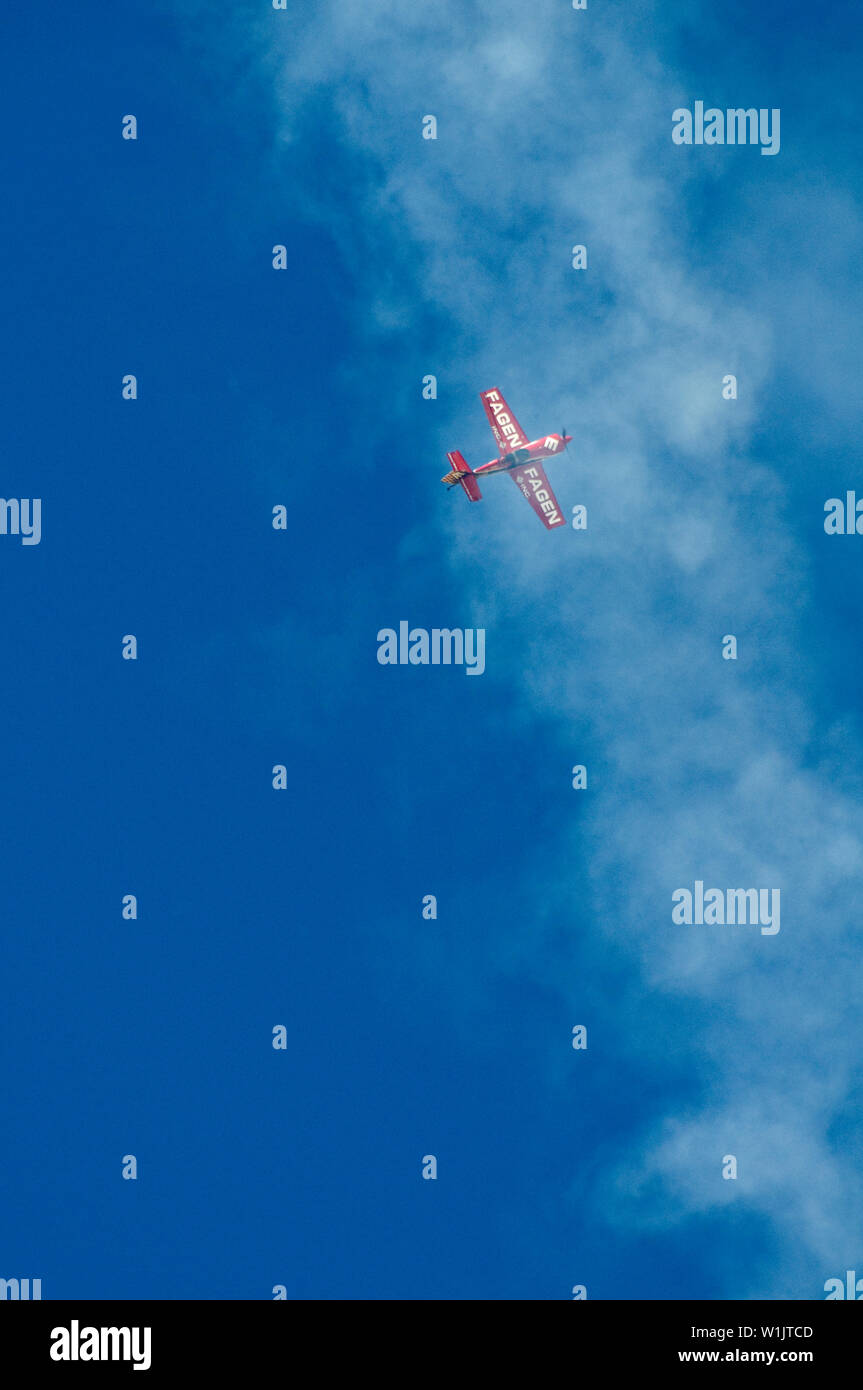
[441,450,482,502]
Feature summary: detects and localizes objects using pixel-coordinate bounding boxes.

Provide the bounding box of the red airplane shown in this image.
[442,388,572,529]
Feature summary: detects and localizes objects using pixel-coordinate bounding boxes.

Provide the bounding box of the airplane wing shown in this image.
[480,388,528,456]
[511,462,566,530]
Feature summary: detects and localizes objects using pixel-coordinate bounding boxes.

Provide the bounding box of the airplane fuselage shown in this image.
[475,433,570,475]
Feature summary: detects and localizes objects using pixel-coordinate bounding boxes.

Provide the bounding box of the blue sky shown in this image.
[2,0,862,1299]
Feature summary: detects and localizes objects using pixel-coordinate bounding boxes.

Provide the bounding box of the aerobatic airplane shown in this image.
[441,388,572,530]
